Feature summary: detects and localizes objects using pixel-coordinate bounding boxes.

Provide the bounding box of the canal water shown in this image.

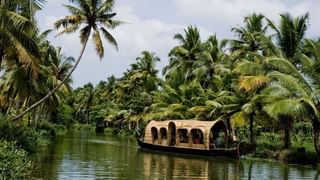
[33,131,319,179]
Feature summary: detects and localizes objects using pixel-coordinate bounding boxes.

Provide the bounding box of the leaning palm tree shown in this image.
[13,0,122,120]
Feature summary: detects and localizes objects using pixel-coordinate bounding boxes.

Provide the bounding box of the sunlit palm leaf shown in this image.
[230,111,248,128]
[239,75,270,92]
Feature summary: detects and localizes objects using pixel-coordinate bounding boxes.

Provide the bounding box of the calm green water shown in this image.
[34,131,319,180]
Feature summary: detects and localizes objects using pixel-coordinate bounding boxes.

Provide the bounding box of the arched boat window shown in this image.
[209,121,227,149]
[151,127,158,144]
[160,127,167,145]
[191,129,204,144]
[168,122,176,145]
[178,129,189,143]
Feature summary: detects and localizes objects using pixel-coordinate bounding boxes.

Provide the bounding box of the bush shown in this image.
[274,149,319,165]
[0,140,33,179]
[293,122,313,135]
[37,122,56,138]
[0,120,38,153]
[53,104,75,128]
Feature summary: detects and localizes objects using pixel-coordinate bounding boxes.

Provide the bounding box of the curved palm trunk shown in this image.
[12,35,90,121]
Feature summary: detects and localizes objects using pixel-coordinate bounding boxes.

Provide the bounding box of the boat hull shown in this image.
[137,138,240,157]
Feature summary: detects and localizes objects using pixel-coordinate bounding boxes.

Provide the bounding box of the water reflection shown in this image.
[33,131,318,180]
[138,149,241,179]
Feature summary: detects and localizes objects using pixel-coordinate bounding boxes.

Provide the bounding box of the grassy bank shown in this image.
[72,123,96,131]
[243,132,319,165]
[0,120,67,179]
[104,127,137,138]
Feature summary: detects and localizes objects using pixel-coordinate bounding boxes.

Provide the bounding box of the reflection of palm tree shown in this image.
[314,168,320,180]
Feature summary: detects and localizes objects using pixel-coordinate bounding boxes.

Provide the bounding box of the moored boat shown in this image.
[137,120,240,157]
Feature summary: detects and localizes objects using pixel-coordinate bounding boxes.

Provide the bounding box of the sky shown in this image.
[36,0,320,88]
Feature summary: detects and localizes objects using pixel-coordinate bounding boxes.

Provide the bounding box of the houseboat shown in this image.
[137,120,240,157]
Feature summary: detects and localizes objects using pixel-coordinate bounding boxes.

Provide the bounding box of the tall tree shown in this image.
[13,0,122,121]
[164,25,202,86]
[231,13,267,54]
[0,0,44,72]
[267,13,309,66]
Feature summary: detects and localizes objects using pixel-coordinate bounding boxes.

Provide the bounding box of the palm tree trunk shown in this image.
[282,117,291,149]
[311,116,320,155]
[249,113,254,145]
[87,109,90,124]
[12,35,90,121]
[284,125,291,149]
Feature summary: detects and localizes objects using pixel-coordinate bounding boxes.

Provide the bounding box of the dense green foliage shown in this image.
[1,0,320,170]
[0,120,38,153]
[72,13,320,160]
[0,140,33,179]
[0,0,120,178]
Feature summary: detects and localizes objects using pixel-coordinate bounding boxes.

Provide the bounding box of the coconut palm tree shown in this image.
[233,50,314,149]
[298,39,320,154]
[192,35,231,90]
[0,0,42,72]
[13,0,122,120]
[164,25,202,86]
[133,51,160,92]
[267,12,309,66]
[227,13,269,144]
[230,13,311,148]
[231,13,267,54]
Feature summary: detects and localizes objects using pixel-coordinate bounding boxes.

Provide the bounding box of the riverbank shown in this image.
[0,121,68,179]
[104,127,137,137]
[241,132,320,165]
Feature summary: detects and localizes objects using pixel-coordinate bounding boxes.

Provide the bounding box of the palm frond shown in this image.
[239,75,270,92]
[264,99,307,119]
[100,27,118,50]
[233,60,265,75]
[266,57,305,81]
[93,30,104,59]
[230,111,248,128]
[267,71,308,96]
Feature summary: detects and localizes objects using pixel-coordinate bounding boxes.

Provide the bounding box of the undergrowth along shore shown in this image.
[0,122,99,179]
[242,133,319,165]
[0,121,68,179]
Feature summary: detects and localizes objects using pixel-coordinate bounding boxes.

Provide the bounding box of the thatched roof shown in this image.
[145,119,227,133]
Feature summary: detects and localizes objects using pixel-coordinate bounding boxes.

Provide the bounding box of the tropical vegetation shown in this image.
[1,0,320,178]
[72,12,320,162]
